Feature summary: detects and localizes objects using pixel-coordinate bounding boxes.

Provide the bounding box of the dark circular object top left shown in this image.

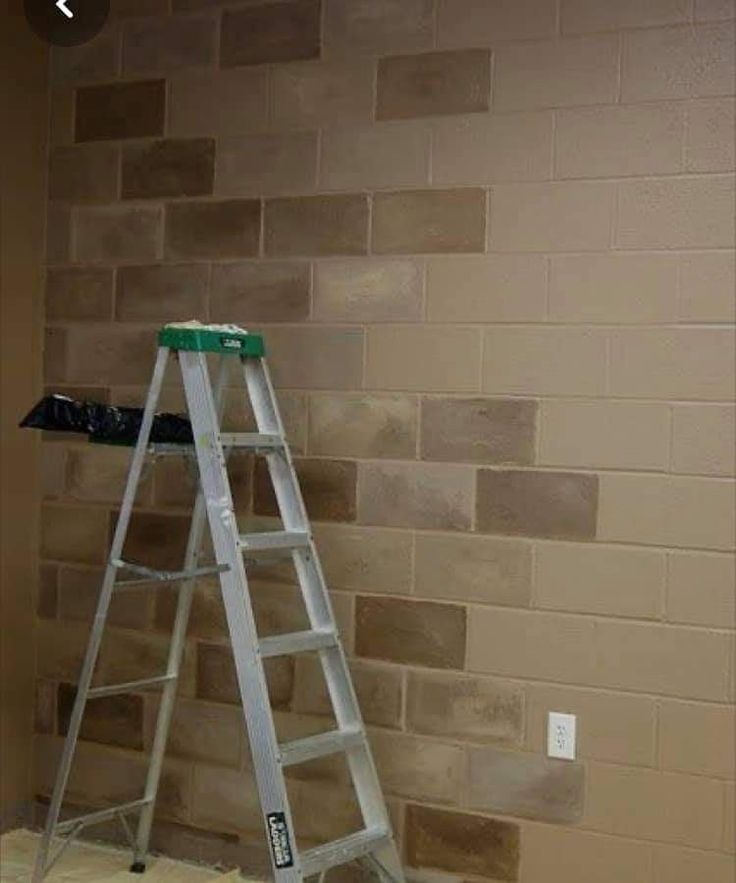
[24,0,111,47]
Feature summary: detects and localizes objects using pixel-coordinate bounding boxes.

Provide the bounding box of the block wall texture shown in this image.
[38,1,735,880]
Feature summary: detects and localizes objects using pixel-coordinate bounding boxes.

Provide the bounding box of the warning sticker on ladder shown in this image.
[266,812,294,869]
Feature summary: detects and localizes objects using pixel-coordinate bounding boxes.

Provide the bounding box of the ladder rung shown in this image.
[87,675,175,698]
[220,432,283,450]
[55,798,152,834]
[259,629,336,659]
[239,531,308,553]
[112,559,229,586]
[278,726,364,767]
[301,827,391,876]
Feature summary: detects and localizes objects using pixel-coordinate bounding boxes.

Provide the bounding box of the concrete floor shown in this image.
[0,830,244,882]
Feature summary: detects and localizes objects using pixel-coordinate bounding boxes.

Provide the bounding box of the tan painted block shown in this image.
[483,328,607,396]
[407,670,524,744]
[215,132,317,197]
[549,253,679,323]
[100,628,195,698]
[46,205,71,264]
[323,0,434,56]
[659,700,735,778]
[562,0,691,33]
[535,542,665,619]
[312,523,413,594]
[41,444,66,499]
[265,327,363,390]
[696,0,736,18]
[41,504,108,564]
[654,845,736,883]
[49,88,74,146]
[75,79,165,143]
[371,730,465,803]
[269,59,376,129]
[210,260,310,324]
[220,0,320,68]
[539,400,671,470]
[556,104,684,179]
[358,461,475,531]
[49,144,119,202]
[622,23,736,101]
[65,326,155,385]
[309,393,417,459]
[191,764,262,834]
[679,252,736,323]
[320,121,431,191]
[44,326,68,384]
[667,551,735,629]
[415,532,532,607]
[197,641,293,710]
[122,138,215,199]
[494,35,619,111]
[120,510,191,570]
[616,176,735,249]
[264,194,369,257]
[168,67,268,137]
[724,782,735,852]
[122,15,216,73]
[685,98,736,171]
[36,619,88,681]
[313,258,423,322]
[366,326,481,392]
[165,199,260,259]
[116,263,208,323]
[426,255,547,322]
[609,328,736,401]
[46,267,113,322]
[599,474,735,552]
[149,698,242,767]
[254,456,356,523]
[672,405,736,476]
[73,206,162,262]
[65,445,136,504]
[525,683,656,766]
[437,0,558,47]
[585,763,724,849]
[489,182,614,252]
[51,31,119,85]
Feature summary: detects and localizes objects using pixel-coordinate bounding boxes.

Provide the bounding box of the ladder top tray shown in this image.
[159,322,265,357]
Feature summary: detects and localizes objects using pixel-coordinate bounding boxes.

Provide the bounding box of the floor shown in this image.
[0,831,245,882]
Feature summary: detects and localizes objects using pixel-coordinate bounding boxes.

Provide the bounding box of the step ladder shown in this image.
[34,323,405,883]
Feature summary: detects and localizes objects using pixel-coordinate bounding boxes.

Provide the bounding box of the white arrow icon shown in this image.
[55,0,73,18]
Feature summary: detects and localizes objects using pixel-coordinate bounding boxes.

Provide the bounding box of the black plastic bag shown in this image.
[19,394,193,445]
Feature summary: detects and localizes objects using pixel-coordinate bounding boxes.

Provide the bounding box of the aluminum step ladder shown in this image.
[33,323,405,883]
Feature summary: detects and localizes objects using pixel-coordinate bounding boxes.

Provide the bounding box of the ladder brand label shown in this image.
[219,336,243,350]
[266,812,294,869]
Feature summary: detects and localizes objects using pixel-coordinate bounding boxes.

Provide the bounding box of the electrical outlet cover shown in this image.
[547,711,576,760]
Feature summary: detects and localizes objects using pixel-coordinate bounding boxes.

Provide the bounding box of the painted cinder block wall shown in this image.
[37,1,735,880]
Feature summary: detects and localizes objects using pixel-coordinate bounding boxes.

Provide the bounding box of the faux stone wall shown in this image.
[38,1,735,881]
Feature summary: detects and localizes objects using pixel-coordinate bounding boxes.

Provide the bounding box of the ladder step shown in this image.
[301,827,391,876]
[259,628,336,659]
[278,726,364,767]
[239,530,309,553]
[220,432,283,450]
[112,559,229,586]
[55,798,152,834]
[87,675,176,699]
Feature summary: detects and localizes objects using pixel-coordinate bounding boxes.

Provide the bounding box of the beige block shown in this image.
[525,683,656,767]
[415,532,532,607]
[654,845,736,883]
[599,473,735,552]
[358,461,475,531]
[65,326,155,385]
[672,405,736,476]
[724,782,735,852]
[549,253,679,323]
[555,104,684,179]
[313,523,413,593]
[609,328,736,401]
[41,504,108,565]
[659,700,735,778]
[309,393,417,459]
[535,542,665,619]
[49,88,74,146]
[265,326,363,390]
[539,400,671,470]
[494,35,619,111]
[210,261,310,324]
[46,205,71,264]
[371,730,465,803]
[426,255,547,322]
[679,252,736,323]
[313,258,423,322]
[667,551,735,629]
[51,32,119,85]
[585,763,724,849]
[49,144,119,202]
[489,182,614,252]
[366,326,481,393]
[122,14,216,73]
[191,765,262,834]
[44,326,68,383]
[562,0,691,33]
[695,0,736,19]
[432,111,553,184]
[320,121,431,191]
[521,825,653,883]
[323,0,434,56]
[73,206,162,262]
[482,328,607,396]
[264,194,369,257]
[65,445,136,503]
[215,132,317,197]
[622,23,736,101]
[437,0,558,47]
[685,98,736,171]
[467,608,732,700]
[616,176,735,249]
[152,698,242,767]
[269,59,376,129]
[168,67,268,137]
[46,267,114,322]
[116,263,208,323]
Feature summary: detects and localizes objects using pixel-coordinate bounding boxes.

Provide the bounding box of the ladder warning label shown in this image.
[266,812,294,869]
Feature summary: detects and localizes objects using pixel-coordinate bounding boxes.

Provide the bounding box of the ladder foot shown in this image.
[129,862,146,874]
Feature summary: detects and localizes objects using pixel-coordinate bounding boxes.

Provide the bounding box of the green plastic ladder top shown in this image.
[159,325,265,357]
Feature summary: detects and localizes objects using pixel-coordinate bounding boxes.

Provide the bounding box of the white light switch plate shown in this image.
[547,712,576,760]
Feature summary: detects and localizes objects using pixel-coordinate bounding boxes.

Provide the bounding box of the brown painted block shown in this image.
[51,32,119,85]
[476,469,599,540]
[115,510,191,570]
[38,565,59,619]
[35,680,56,735]
[122,15,216,73]
[355,596,466,669]
[405,803,520,879]
[73,206,162,262]
[220,0,321,67]
[154,581,226,641]
[43,327,68,384]
[41,504,108,565]
[48,144,119,202]
[265,327,364,390]
[253,457,357,522]
[59,565,152,630]
[323,0,434,56]
[165,199,261,259]
[149,697,242,767]
[122,139,215,199]
[377,49,491,119]
[264,194,369,257]
[372,188,486,254]
[46,205,71,263]
[46,267,113,321]
[210,261,310,323]
[75,80,165,142]
[197,641,293,710]
[116,263,208,322]
[65,445,138,504]
[58,683,143,750]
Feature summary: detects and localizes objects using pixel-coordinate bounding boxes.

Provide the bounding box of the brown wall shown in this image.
[1,0,47,829]
[37,1,735,881]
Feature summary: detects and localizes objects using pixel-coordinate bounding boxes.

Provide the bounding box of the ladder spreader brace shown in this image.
[33,323,405,883]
